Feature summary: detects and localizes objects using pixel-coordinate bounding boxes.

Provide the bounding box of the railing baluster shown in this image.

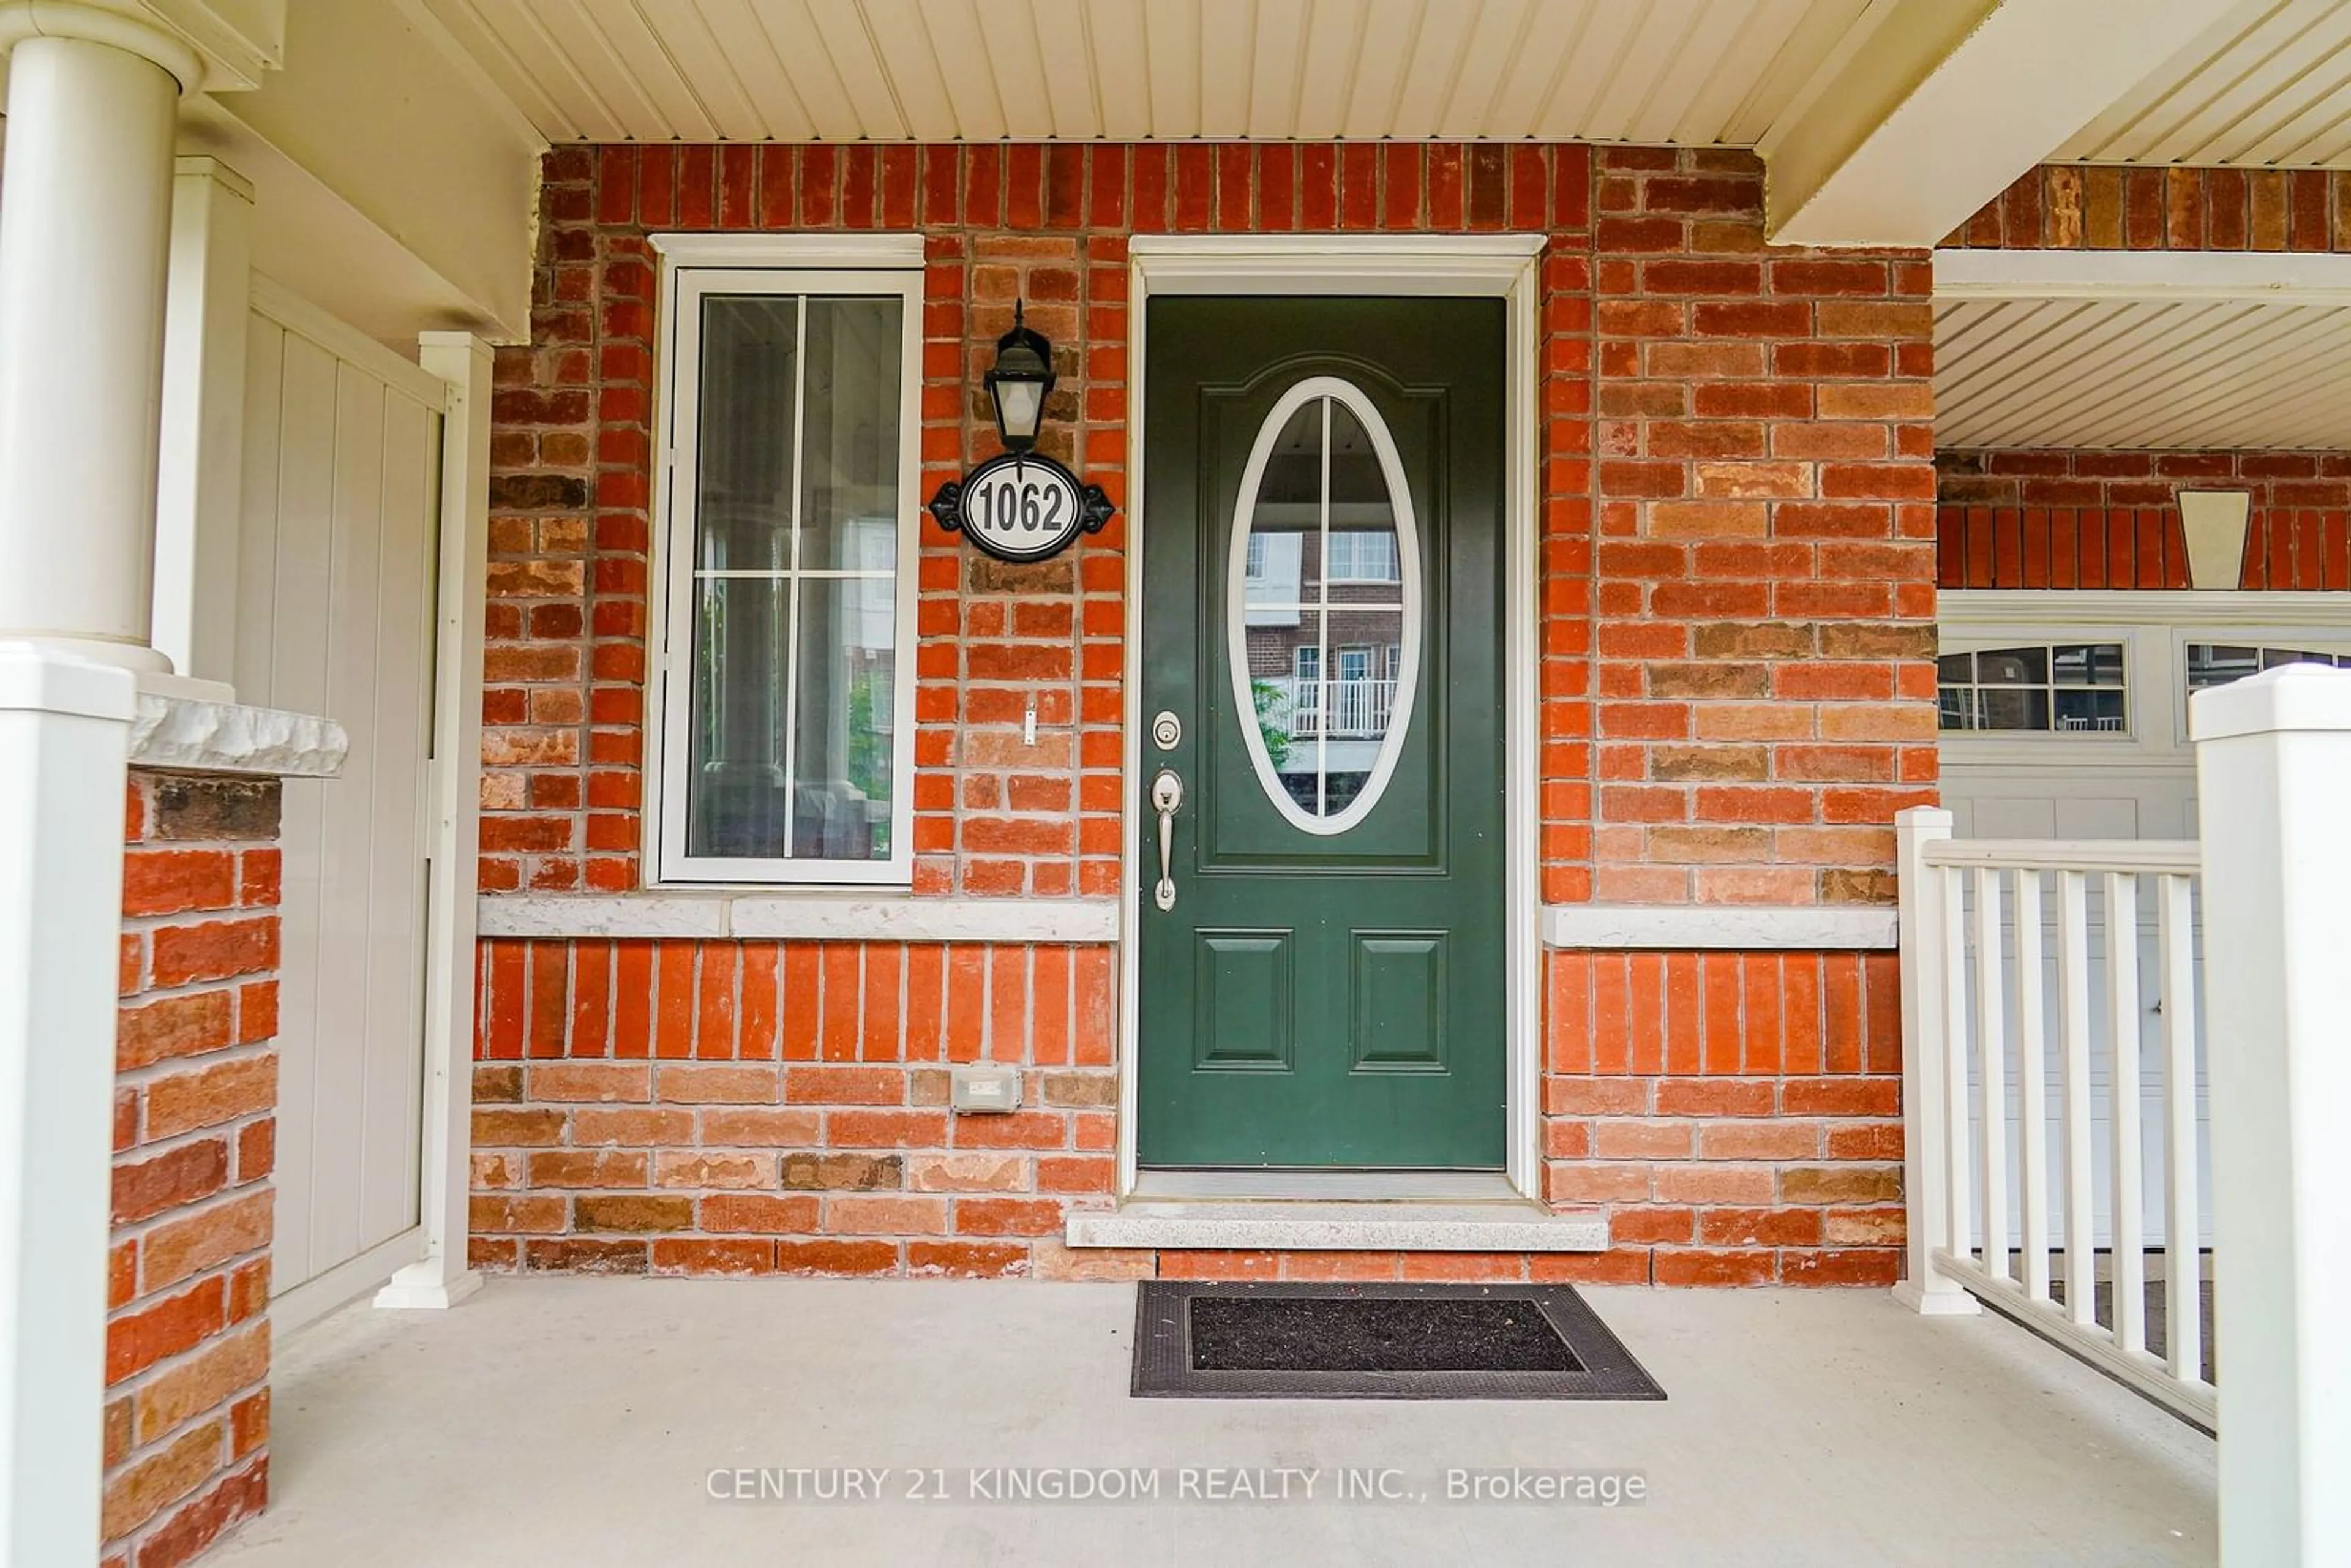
[2106,871,2147,1357]
[1898,827,2215,1427]
[2057,869,2095,1327]
[2158,871,2203,1386]
[1939,863,1971,1263]
[1973,866,2008,1279]
[2014,868,2050,1303]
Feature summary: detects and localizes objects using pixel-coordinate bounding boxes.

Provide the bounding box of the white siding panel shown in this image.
[1290,0,1367,139]
[1085,0,1156,141]
[1482,1,1597,144]
[1030,0,1104,142]
[803,0,910,140]
[420,0,2351,165]
[696,0,821,141]
[647,0,768,141]
[1194,0,1255,140]
[983,0,1063,141]
[256,332,340,1291]
[533,0,674,142]
[1532,1,1646,142]
[1933,296,2351,452]
[244,294,441,1305]
[307,363,389,1277]
[1588,0,1709,143]
[1387,0,1475,141]
[898,0,1002,143]
[2060,0,2351,168]
[1143,0,1204,139]
[576,0,722,139]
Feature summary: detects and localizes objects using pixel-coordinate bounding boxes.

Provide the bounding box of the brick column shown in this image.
[103,771,279,1568]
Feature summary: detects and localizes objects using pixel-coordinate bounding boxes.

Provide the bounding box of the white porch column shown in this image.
[0,7,202,672]
[153,155,256,692]
[0,647,135,1566]
[2191,666,2351,1566]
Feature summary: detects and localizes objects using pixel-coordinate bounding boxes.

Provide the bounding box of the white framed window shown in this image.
[1937,641,2129,734]
[650,237,923,885]
[1324,528,1400,583]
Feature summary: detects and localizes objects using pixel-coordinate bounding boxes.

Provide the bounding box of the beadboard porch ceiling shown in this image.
[1935,293,2351,451]
[413,0,2350,162]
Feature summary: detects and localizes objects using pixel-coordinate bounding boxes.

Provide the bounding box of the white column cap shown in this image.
[2190,664,2351,743]
[0,643,135,721]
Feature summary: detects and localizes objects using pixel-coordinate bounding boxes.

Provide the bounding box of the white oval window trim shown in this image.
[1224,375,1422,837]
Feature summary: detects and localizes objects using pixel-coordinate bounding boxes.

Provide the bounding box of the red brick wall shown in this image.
[469,937,1117,1278]
[476,142,1937,1288]
[1544,950,1902,1285]
[1937,448,2351,590]
[1948,165,2351,250]
[486,141,1594,899]
[1588,149,1938,909]
[105,772,278,1568]
[471,939,1905,1286]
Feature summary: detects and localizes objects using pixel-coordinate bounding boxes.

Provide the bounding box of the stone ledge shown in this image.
[128,694,347,778]
[1064,1202,1609,1253]
[1543,902,1897,951]
[479,892,1120,944]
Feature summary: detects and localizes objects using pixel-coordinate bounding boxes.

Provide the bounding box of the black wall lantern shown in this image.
[929,298,1114,563]
[983,301,1055,454]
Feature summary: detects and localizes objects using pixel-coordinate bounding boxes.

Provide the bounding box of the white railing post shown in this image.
[1894,806,1978,1315]
[2192,666,2351,1566]
[0,648,136,1564]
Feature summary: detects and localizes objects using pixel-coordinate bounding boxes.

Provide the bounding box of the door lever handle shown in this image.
[1150,768,1183,912]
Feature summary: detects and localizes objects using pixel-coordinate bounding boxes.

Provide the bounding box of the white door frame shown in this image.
[1119,234,1545,1201]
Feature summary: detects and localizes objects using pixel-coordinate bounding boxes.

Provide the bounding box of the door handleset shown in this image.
[1150,768,1183,911]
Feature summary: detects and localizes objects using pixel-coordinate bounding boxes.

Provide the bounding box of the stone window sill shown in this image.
[478,891,1120,944]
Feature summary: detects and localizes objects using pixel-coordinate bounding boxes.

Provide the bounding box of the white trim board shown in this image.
[647,232,925,270]
[479,893,1120,944]
[1066,1202,1608,1253]
[1127,233,1545,294]
[1543,904,1897,951]
[1934,248,2351,306]
[1943,590,2351,626]
[1122,235,1544,1205]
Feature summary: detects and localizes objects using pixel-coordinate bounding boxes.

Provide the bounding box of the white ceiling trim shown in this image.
[416,0,1892,148]
[1936,247,2351,306]
[1763,0,2252,246]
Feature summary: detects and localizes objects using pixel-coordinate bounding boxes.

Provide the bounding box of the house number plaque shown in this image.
[928,452,1116,564]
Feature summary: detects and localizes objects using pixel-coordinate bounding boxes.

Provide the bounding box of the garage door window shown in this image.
[1938,643,2127,733]
[2183,643,2351,692]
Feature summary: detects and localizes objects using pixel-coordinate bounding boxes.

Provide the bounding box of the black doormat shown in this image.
[1133,1282,1667,1400]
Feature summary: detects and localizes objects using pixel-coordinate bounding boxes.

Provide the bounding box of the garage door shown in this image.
[1938,593,2351,1251]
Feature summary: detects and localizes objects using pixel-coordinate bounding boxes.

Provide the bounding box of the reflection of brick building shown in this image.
[1243,529,1404,808]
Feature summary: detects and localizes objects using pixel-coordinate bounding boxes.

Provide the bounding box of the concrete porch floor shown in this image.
[211,1278,2214,1567]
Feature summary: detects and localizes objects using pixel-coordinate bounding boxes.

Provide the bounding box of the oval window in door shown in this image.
[1226,376,1421,835]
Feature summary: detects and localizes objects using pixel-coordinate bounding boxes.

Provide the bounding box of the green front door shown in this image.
[1138,297,1507,1169]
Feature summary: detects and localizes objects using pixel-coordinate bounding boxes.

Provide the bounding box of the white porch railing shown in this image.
[1895,809,2214,1428]
[1265,676,1397,738]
